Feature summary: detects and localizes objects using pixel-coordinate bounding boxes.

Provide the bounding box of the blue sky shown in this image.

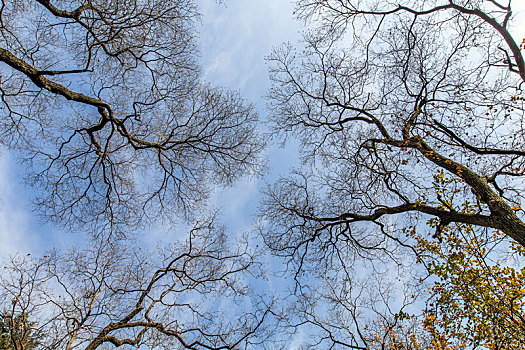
[2,0,525,256]
[0,2,525,346]
[0,1,524,348]
[0,0,301,257]
[199,0,302,238]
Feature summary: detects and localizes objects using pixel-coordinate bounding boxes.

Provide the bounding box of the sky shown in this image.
[0,0,301,257]
[0,2,524,347]
[0,0,523,299]
[1,0,524,256]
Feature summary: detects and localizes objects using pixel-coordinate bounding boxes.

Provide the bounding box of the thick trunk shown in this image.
[491,202,525,247]
[413,137,525,247]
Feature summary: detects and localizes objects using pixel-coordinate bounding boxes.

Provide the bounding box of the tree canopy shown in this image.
[1,0,525,348]
[0,220,272,349]
[0,314,39,350]
[0,0,264,233]
[262,0,525,347]
[0,0,270,349]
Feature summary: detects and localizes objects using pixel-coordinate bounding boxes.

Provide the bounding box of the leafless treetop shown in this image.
[0,0,264,234]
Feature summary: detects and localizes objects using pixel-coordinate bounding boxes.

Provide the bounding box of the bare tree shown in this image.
[262,0,525,347]
[0,218,274,349]
[0,0,264,233]
[264,0,525,263]
[0,2,276,348]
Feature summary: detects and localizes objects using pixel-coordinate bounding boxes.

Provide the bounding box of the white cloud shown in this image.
[196,0,303,234]
[198,0,300,100]
[512,1,525,42]
[210,176,260,234]
[0,151,77,260]
[0,152,34,258]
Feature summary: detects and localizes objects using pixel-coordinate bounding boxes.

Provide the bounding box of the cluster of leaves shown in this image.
[362,170,525,349]
[417,229,525,348]
[366,317,466,350]
[403,172,525,349]
[365,229,525,350]
[0,315,39,350]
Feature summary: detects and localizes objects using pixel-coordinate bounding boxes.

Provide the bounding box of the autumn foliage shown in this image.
[395,172,525,349]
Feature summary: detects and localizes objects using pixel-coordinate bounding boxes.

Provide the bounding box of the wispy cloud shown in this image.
[198,0,300,102]
[0,152,34,258]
